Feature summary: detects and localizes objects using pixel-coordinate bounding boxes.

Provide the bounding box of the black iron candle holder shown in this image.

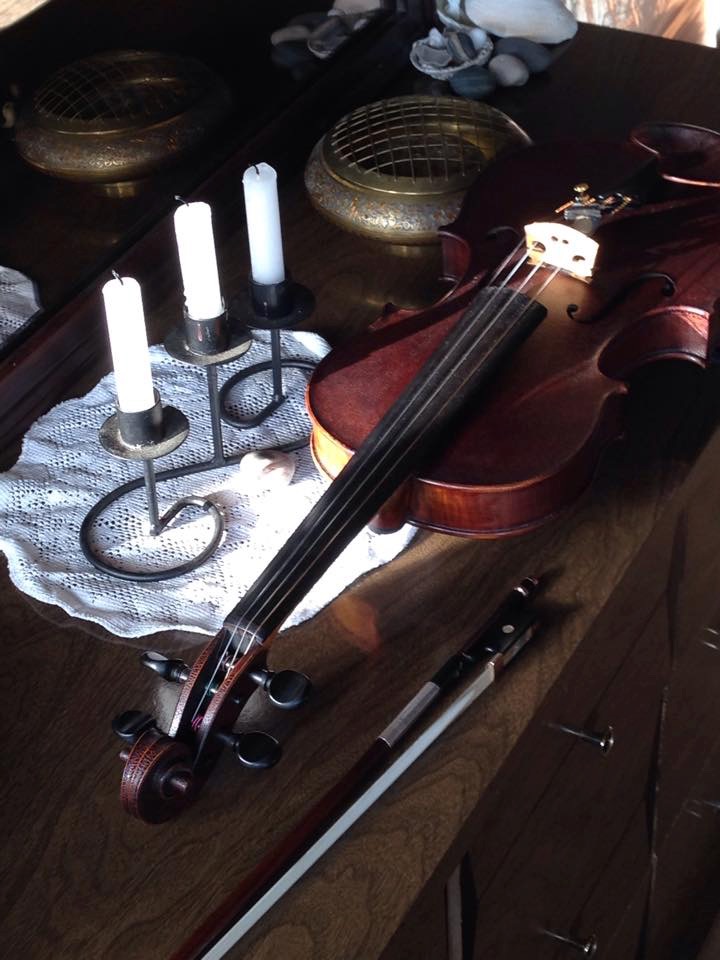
[80,289,317,583]
[220,276,316,428]
[80,391,225,582]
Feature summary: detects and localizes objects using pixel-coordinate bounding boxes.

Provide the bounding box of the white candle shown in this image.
[242,163,286,285]
[173,201,224,320]
[101,276,155,413]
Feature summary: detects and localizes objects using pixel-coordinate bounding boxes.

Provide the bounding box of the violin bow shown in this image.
[172,576,540,960]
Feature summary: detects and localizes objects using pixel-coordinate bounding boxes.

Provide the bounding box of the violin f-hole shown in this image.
[569,271,676,323]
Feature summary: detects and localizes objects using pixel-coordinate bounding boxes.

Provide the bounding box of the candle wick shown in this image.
[174,195,189,205]
[252,164,260,176]
[111,270,123,285]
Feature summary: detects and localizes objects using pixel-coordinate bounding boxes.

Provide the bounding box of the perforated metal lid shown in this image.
[30,50,216,133]
[323,96,531,196]
[16,50,232,186]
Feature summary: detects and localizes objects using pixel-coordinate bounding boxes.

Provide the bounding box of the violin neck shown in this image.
[224,286,546,650]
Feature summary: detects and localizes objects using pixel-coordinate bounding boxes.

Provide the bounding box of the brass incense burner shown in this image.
[15,50,232,195]
[304,95,531,244]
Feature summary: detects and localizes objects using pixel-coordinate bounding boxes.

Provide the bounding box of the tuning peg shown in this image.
[112,709,157,743]
[249,667,312,710]
[216,729,282,769]
[140,651,190,683]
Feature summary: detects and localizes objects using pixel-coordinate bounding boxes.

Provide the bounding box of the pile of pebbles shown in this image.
[411,26,555,99]
[271,5,380,78]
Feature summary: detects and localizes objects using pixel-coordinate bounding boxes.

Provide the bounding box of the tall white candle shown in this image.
[101,275,155,413]
[242,163,286,285]
[173,201,224,320]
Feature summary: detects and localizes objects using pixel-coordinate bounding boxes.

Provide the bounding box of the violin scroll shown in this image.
[117,723,196,823]
[114,639,313,822]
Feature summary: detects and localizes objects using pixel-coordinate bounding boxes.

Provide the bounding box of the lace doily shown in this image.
[0,330,414,640]
[0,265,41,348]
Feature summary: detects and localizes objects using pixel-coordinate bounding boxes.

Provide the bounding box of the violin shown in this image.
[114,122,720,823]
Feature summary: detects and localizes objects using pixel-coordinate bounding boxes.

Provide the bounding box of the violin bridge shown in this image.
[524,222,599,281]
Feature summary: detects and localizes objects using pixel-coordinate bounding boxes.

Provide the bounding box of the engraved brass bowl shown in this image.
[15,50,232,195]
[304,95,531,244]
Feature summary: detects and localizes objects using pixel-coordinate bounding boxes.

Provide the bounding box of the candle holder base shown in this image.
[99,404,189,460]
[81,402,226,583]
[220,353,317,430]
[221,280,317,434]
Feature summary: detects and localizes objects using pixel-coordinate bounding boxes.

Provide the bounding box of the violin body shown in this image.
[308,136,720,537]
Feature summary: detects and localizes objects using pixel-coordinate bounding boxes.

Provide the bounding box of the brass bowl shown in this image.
[15,50,233,194]
[304,95,531,244]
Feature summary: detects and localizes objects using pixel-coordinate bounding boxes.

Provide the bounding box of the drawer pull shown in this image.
[549,722,614,754]
[702,627,720,650]
[542,929,598,956]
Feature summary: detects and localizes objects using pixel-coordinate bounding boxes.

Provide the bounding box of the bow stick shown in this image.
[172,576,540,960]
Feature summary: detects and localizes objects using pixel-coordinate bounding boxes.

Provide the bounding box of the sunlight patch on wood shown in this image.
[0,0,52,30]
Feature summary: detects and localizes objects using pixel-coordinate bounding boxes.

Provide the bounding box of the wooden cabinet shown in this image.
[467,606,667,958]
[646,733,720,958]
[380,426,720,960]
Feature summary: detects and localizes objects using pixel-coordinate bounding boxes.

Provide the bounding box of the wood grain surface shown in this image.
[2,21,720,960]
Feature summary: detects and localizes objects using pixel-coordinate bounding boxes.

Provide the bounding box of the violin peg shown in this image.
[249,667,312,710]
[217,729,282,769]
[234,731,282,769]
[140,651,190,683]
[112,709,157,743]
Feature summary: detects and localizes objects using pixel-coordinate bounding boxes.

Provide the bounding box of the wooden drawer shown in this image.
[469,604,667,959]
[671,430,720,662]
[697,911,720,960]
[647,733,720,959]
[462,516,675,907]
[379,881,448,960]
[562,805,650,959]
[656,597,720,847]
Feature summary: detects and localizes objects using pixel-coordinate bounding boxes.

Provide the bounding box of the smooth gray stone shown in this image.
[488,53,530,87]
[495,36,552,73]
[448,65,497,100]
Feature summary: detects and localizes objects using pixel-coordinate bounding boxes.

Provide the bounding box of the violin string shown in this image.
[190,260,541,721]
[220,262,554,671]
[238,264,559,643]
[200,260,553,718]
[191,247,535,715]
[220,248,535,646]
[192,249,555,720]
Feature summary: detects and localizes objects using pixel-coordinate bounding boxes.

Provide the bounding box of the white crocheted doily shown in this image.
[0,265,41,348]
[0,329,414,640]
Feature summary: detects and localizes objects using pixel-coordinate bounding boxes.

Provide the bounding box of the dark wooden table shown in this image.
[3,23,720,960]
